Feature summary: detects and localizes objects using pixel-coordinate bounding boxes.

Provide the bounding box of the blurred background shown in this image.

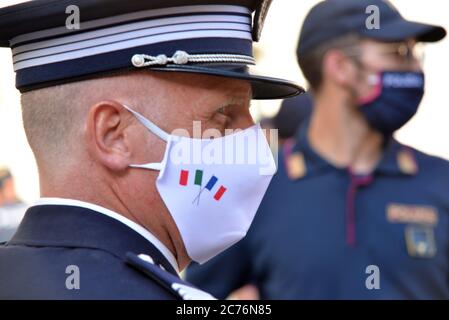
[0,0,448,204]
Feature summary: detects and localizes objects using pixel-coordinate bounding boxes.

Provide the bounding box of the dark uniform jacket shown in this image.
[0,204,212,300]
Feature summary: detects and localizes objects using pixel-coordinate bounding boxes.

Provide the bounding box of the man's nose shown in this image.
[408,57,423,72]
[397,57,422,72]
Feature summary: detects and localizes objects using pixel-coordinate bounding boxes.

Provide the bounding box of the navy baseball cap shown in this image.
[0,0,304,99]
[274,93,313,139]
[298,0,447,58]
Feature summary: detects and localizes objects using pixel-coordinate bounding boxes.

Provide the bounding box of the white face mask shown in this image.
[123,104,276,264]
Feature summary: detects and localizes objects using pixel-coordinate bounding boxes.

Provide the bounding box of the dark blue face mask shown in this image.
[358,71,425,135]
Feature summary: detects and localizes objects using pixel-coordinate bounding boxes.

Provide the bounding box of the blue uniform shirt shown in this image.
[186,125,449,299]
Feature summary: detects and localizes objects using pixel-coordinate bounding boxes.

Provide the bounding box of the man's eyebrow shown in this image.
[218,100,250,112]
[214,86,252,111]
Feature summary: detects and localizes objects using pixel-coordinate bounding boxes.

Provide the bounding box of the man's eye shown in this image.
[217,106,227,115]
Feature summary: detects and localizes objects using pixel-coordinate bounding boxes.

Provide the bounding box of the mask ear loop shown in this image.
[122,104,169,171]
[129,162,164,171]
[122,104,169,141]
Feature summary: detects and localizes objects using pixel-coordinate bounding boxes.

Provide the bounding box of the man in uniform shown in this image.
[186,0,449,299]
[0,0,303,299]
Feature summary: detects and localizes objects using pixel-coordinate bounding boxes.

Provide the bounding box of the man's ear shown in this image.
[322,49,357,88]
[85,100,132,171]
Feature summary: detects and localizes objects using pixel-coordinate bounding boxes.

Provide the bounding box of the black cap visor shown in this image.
[360,18,446,43]
[148,64,305,100]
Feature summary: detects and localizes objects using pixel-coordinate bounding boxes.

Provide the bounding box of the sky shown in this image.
[0,0,448,203]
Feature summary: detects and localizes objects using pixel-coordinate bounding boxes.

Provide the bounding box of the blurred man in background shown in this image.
[0,167,27,242]
[186,0,449,299]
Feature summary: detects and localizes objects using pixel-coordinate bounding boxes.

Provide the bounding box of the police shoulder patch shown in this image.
[286,152,306,180]
[397,148,419,175]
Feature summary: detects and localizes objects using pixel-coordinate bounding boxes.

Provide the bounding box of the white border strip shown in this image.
[13,15,250,56]
[14,20,251,60]
[10,4,251,46]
